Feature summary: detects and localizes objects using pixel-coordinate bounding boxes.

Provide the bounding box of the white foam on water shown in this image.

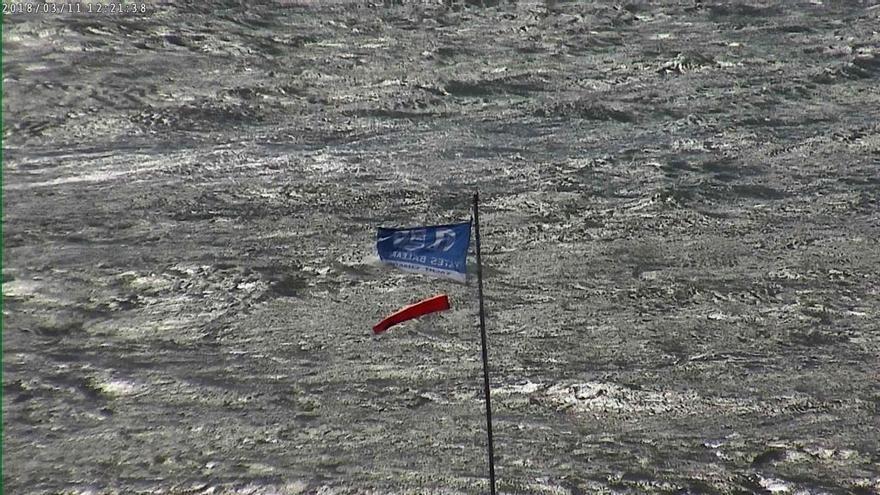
[758,476,791,493]
[492,381,542,396]
[524,380,781,418]
[2,279,41,298]
[96,379,141,397]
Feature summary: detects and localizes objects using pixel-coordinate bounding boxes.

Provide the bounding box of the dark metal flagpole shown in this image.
[473,191,497,495]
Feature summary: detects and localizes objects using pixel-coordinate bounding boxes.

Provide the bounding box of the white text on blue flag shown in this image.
[376,222,471,282]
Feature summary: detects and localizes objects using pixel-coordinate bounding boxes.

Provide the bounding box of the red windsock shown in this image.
[373,294,451,335]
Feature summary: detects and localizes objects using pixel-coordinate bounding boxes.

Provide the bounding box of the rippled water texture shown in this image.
[3,1,880,493]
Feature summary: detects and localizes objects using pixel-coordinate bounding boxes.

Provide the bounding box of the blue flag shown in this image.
[377,222,471,282]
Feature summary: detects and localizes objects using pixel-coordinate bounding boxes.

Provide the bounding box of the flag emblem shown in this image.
[377,222,471,282]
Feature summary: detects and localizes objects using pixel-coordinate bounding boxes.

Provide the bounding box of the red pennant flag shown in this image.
[373,294,451,335]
